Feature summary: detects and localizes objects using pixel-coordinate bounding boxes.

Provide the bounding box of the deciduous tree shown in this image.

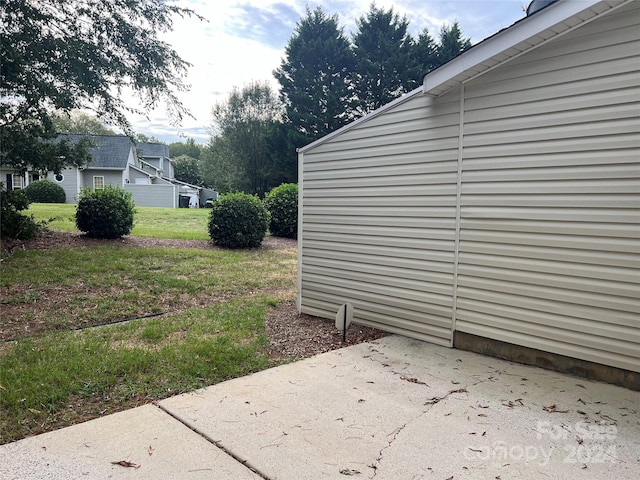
[202,82,283,196]
[51,110,116,135]
[173,155,205,187]
[169,138,203,159]
[1,0,199,174]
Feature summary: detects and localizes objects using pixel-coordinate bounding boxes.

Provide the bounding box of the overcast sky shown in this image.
[130,0,530,144]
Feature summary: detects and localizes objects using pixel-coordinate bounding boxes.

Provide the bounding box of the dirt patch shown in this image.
[1,230,387,358]
[3,229,297,252]
[265,300,388,361]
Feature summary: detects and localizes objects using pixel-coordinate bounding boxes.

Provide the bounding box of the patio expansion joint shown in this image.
[152,401,272,480]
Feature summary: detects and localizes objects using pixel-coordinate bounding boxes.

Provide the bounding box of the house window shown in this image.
[93,176,104,190]
[54,173,64,182]
[29,172,40,183]
[12,174,24,190]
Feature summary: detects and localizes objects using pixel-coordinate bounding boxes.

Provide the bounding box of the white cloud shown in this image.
[128,0,527,144]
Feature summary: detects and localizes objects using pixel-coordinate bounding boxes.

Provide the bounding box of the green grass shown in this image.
[28,203,212,240]
[0,298,273,444]
[0,218,298,443]
[1,245,296,339]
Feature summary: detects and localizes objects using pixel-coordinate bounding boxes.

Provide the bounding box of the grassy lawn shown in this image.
[0,208,298,444]
[28,203,212,240]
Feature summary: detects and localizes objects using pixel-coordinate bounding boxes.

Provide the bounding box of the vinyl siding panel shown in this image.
[299,1,639,373]
[124,184,176,208]
[300,92,459,346]
[456,1,640,372]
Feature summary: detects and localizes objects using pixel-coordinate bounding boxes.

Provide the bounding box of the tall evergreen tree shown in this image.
[407,27,439,89]
[273,6,356,147]
[352,4,415,115]
[436,22,472,65]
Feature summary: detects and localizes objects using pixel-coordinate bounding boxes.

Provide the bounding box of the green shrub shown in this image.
[208,192,269,249]
[23,179,66,203]
[75,186,135,239]
[264,183,298,239]
[0,186,39,240]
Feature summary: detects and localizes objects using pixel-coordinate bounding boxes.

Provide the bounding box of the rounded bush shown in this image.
[264,183,298,239]
[0,188,39,240]
[208,192,269,249]
[23,179,66,203]
[75,186,135,239]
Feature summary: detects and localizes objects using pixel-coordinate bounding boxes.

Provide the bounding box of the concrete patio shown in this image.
[1,335,638,479]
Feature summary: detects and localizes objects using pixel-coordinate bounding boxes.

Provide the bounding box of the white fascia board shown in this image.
[423,0,625,95]
[167,178,202,190]
[128,165,154,177]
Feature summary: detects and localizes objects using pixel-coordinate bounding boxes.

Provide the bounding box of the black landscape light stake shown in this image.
[343,305,347,343]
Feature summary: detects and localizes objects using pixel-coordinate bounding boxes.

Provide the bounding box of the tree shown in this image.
[51,110,116,135]
[352,4,416,114]
[202,82,283,196]
[201,136,241,194]
[274,7,356,147]
[173,155,204,186]
[408,27,439,89]
[1,0,199,174]
[134,133,162,144]
[169,138,203,159]
[436,22,472,65]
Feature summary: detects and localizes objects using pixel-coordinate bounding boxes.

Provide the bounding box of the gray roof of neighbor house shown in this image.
[137,142,169,158]
[59,134,133,169]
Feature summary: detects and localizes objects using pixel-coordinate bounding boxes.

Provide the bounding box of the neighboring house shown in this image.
[297,0,639,387]
[1,134,217,208]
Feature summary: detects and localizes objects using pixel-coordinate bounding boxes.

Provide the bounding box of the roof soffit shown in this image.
[422,0,631,97]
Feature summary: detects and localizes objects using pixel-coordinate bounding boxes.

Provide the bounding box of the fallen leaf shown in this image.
[543,404,569,413]
[148,445,154,456]
[339,468,361,475]
[111,460,140,469]
[28,408,41,414]
[400,376,428,386]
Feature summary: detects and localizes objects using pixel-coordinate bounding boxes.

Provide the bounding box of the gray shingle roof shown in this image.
[136,142,169,158]
[59,134,133,169]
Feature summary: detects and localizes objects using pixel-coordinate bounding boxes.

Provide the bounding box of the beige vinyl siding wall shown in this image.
[300,92,460,346]
[456,2,640,372]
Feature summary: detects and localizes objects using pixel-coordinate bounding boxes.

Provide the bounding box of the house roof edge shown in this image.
[422,0,631,97]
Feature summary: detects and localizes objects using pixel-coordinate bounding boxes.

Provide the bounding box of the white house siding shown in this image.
[455,2,640,372]
[125,184,176,208]
[300,92,461,346]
